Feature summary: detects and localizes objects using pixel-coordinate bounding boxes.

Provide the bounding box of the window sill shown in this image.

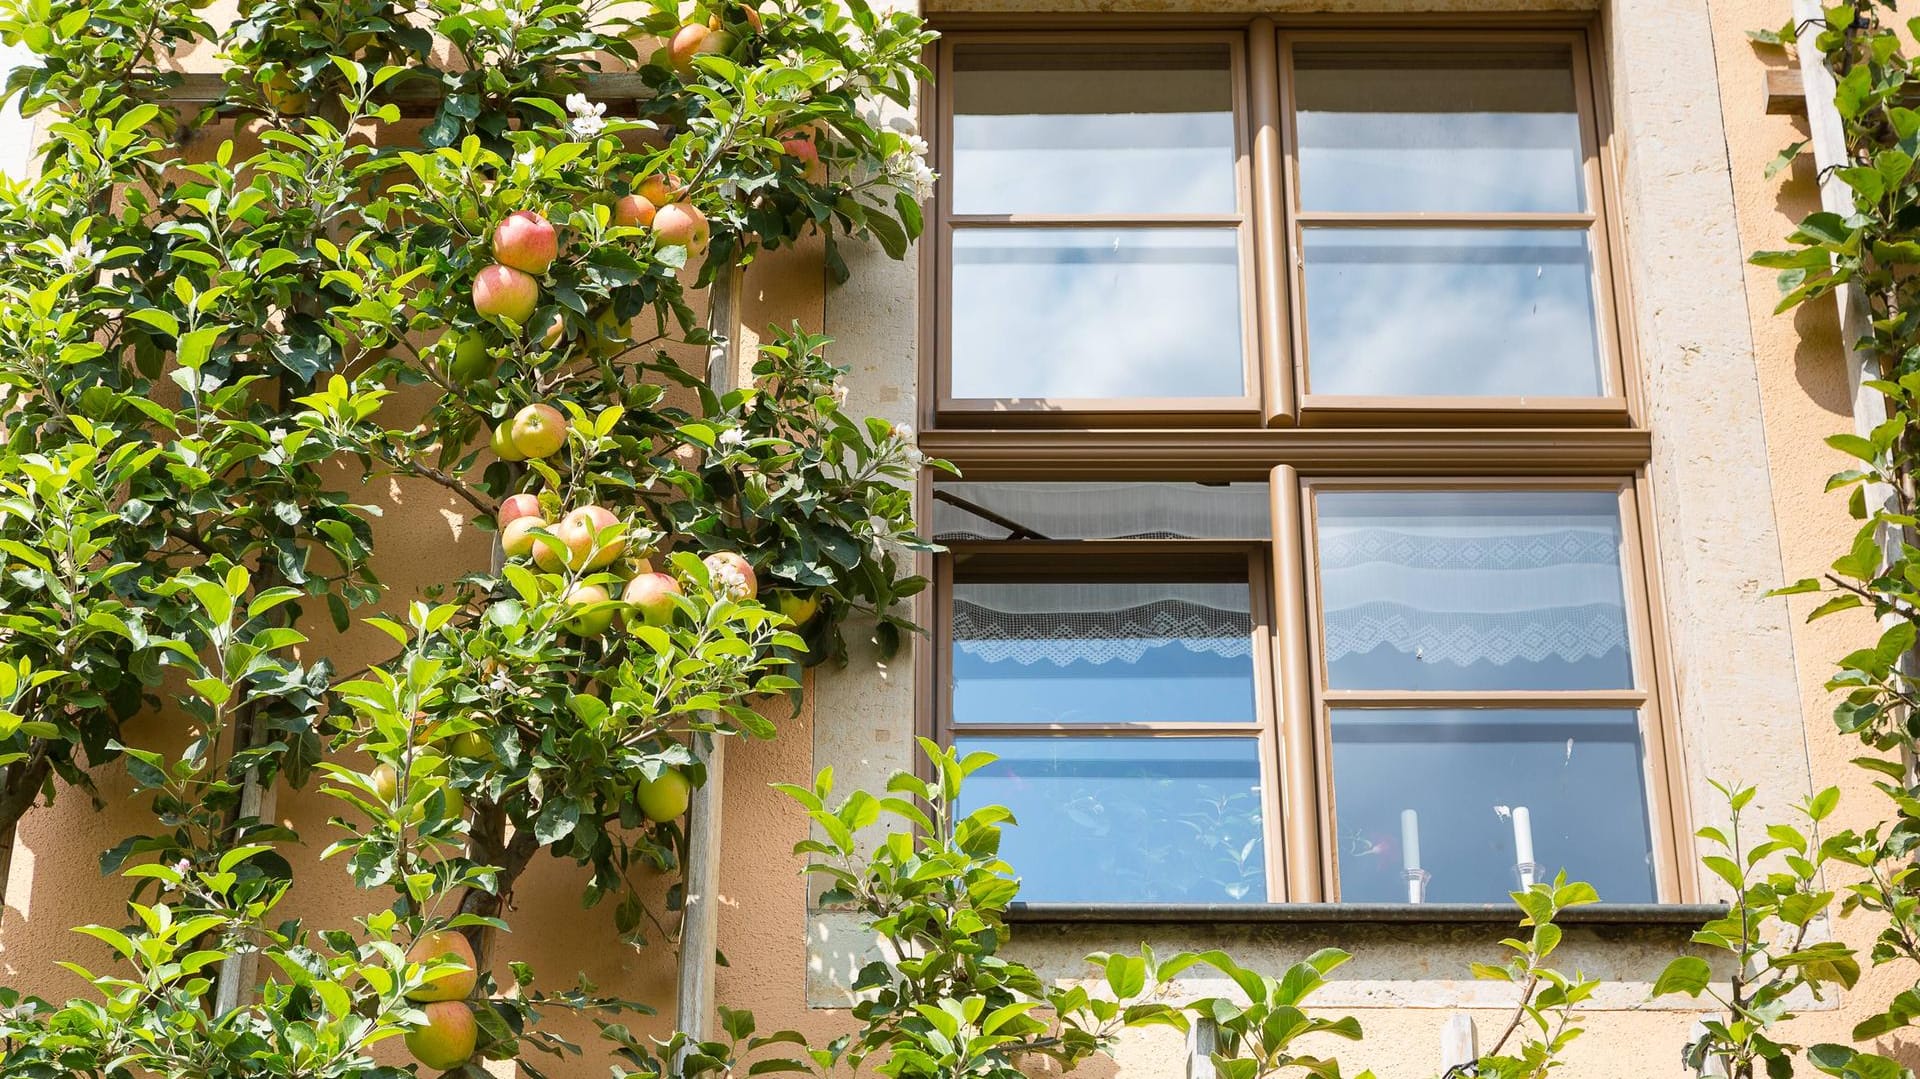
[1005,902,1724,928]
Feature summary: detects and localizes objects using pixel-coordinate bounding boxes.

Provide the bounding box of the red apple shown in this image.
[473,263,538,325]
[613,193,657,228]
[623,572,683,627]
[780,131,825,183]
[703,551,757,600]
[668,23,733,76]
[562,582,616,635]
[493,210,559,274]
[406,1001,477,1071]
[499,493,542,527]
[502,517,544,559]
[652,202,709,250]
[637,175,683,206]
[490,421,527,462]
[558,505,625,570]
[405,930,477,1003]
[509,403,567,459]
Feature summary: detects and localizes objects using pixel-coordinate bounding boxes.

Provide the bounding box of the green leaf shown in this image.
[1650,955,1712,998]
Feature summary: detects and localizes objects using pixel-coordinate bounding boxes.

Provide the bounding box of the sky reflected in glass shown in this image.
[1302,228,1603,397]
[952,46,1237,215]
[1316,489,1632,691]
[956,736,1267,902]
[952,580,1258,724]
[1331,708,1655,903]
[1295,48,1586,213]
[951,228,1245,400]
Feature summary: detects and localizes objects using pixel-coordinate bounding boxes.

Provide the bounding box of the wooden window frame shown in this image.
[913,16,1697,907]
[923,23,1637,430]
[1281,29,1634,426]
[937,541,1289,903]
[1298,477,1687,904]
[930,30,1263,426]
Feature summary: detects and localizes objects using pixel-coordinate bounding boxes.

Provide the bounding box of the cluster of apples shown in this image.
[401,930,480,1069]
[468,198,709,344]
[660,2,764,77]
[611,174,710,253]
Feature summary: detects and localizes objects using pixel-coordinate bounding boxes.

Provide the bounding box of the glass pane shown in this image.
[952,228,1246,400]
[952,45,1237,215]
[934,481,1271,542]
[1315,489,1633,691]
[1330,708,1655,904]
[1301,228,1604,398]
[956,736,1267,902]
[952,580,1257,724]
[1294,46,1586,213]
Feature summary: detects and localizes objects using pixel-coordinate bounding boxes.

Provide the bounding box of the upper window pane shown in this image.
[950,228,1246,401]
[1293,45,1587,214]
[951,44,1238,215]
[1301,227,1604,398]
[933,481,1272,542]
[1315,489,1634,691]
[952,579,1259,724]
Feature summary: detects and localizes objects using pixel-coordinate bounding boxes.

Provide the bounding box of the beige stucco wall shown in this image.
[0,0,1906,1075]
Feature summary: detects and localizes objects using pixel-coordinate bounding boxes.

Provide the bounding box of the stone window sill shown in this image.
[1004,902,1725,928]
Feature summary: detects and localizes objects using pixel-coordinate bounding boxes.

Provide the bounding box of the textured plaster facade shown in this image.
[0,0,1904,1076]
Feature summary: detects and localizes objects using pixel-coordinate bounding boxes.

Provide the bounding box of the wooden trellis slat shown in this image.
[151,69,658,115]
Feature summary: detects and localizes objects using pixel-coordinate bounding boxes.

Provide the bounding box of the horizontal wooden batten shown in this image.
[150,71,657,112]
[1765,66,1807,116]
[919,426,1654,480]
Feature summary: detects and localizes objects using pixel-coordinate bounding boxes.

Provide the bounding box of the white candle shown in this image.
[1513,806,1536,883]
[1401,809,1422,873]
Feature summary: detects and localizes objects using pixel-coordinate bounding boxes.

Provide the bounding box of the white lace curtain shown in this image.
[953,520,1628,669]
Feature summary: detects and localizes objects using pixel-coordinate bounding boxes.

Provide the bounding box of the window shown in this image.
[922,23,1687,906]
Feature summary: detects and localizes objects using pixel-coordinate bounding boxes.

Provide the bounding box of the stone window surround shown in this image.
[806,0,1812,1010]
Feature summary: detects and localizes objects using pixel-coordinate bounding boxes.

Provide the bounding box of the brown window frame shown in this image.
[931,31,1262,425]
[914,16,1695,907]
[922,22,1639,430]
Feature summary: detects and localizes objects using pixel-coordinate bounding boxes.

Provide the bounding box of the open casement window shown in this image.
[925,27,1632,427]
[919,20,1688,907]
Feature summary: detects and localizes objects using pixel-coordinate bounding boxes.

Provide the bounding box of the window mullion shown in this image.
[1249,17,1292,427]
[1269,464,1324,901]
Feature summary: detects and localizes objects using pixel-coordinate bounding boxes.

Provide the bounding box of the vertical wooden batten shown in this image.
[674,263,744,1068]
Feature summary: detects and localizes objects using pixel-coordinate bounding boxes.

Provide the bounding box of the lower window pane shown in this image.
[954,736,1267,903]
[1330,708,1655,903]
[950,228,1246,401]
[1301,228,1604,398]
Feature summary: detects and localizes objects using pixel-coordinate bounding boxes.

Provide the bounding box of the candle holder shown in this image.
[1514,861,1543,890]
[1403,867,1431,904]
